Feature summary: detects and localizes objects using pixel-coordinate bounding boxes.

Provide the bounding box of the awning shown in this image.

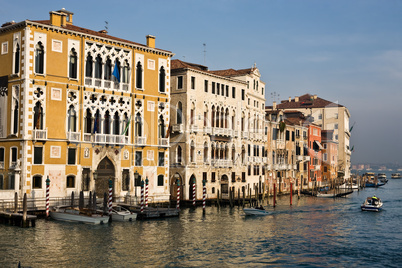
[314,141,325,151]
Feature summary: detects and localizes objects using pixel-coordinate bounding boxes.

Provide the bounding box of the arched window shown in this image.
[85,53,93,77]
[69,48,78,79]
[14,43,20,74]
[93,109,101,134]
[84,108,92,134]
[158,115,165,138]
[136,61,143,89]
[67,105,76,132]
[159,66,165,92]
[95,55,102,79]
[113,59,120,82]
[157,174,164,186]
[35,42,44,74]
[190,141,195,163]
[104,57,112,80]
[177,102,182,124]
[232,145,236,162]
[122,113,129,136]
[11,93,19,135]
[104,111,110,134]
[33,102,43,130]
[122,60,129,84]
[135,113,142,137]
[177,145,182,164]
[204,142,208,162]
[113,112,120,135]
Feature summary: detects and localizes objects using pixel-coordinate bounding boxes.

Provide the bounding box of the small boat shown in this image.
[361,196,383,212]
[50,206,109,224]
[365,181,386,187]
[378,173,388,183]
[243,207,270,216]
[110,206,137,222]
[338,183,359,190]
[391,173,401,179]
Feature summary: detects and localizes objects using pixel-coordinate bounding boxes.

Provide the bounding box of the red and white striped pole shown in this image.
[108,179,113,215]
[176,180,180,210]
[202,179,206,211]
[140,180,144,213]
[192,177,196,207]
[145,178,149,208]
[46,176,50,218]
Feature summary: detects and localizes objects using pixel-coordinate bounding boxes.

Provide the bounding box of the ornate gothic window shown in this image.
[35,42,44,74]
[14,43,20,74]
[136,61,143,89]
[95,55,102,79]
[85,53,93,77]
[159,66,165,93]
[69,48,78,79]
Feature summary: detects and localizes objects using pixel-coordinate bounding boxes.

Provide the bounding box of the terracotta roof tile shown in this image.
[276,94,343,109]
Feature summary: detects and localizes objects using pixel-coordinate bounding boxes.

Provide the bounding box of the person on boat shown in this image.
[372,195,379,205]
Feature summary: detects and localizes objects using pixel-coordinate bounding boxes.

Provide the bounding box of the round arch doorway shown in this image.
[95,157,115,198]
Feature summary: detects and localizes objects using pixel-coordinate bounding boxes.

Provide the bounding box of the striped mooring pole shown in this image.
[140,180,144,213]
[176,179,180,210]
[108,179,113,215]
[192,177,196,207]
[202,179,206,211]
[145,178,149,208]
[46,176,50,218]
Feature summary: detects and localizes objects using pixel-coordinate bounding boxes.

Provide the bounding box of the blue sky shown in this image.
[2,0,402,165]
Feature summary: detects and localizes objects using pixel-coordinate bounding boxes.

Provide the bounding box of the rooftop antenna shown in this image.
[104,21,109,31]
[203,43,207,65]
[271,91,280,103]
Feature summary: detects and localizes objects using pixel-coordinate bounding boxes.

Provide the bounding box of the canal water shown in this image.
[1,172,402,267]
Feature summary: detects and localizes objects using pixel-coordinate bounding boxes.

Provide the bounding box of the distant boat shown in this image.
[50,206,109,224]
[365,181,386,187]
[391,173,401,179]
[243,207,270,216]
[316,190,354,198]
[361,196,383,212]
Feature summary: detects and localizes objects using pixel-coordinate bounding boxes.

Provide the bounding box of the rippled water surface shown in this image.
[2,175,402,267]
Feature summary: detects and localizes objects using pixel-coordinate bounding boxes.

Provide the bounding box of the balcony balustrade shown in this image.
[172,124,184,133]
[32,129,47,141]
[135,136,147,146]
[67,131,80,142]
[84,77,129,92]
[158,138,169,147]
[203,126,212,135]
[190,125,199,133]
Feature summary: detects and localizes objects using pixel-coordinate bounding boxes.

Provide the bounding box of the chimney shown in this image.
[313,94,317,99]
[295,96,299,102]
[146,35,155,48]
[99,29,108,34]
[273,101,277,110]
[288,97,291,102]
[49,11,65,27]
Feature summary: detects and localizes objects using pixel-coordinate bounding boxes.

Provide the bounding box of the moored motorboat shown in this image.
[50,206,109,224]
[110,205,137,221]
[338,183,359,190]
[361,196,383,212]
[243,207,270,216]
[391,173,401,179]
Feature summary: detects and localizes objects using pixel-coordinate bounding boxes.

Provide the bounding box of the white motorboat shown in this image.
[243,207,270,216]
[50,206,110,224]
[110,206,137,221]
[361,196,383,212]
[391,173,401,179]
[338,183,359,190]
